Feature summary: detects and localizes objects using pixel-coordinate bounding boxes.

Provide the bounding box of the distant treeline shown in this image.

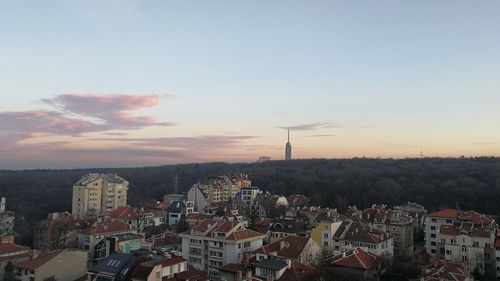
[2,157,500,245]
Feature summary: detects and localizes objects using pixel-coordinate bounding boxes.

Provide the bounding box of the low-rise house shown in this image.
[179,219,265,279]
[108,206,163,232]
[0,241,32,278]
[130,254,188,281]
[14,249,88,281]
[218,263,253,281]
[78,220,132,261]
[167,201,195,225]
[254,258,320,281]
[254,236,321,266]
[269,220,307,243]
[147,232,182,252]
[416,259,473,281]
[332,220,394,260]
[325,247,384,281]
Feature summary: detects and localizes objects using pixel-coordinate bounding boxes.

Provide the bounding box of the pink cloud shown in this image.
[42,93,174,128]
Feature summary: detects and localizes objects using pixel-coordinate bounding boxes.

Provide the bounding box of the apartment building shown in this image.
[363,206,414,257]
[332,220,394,260]
[78,220,131,261]
[424,209,495,257]
[72,173,129,218]
[254,236,322,266]
[179,219,265,279]
[436,222,495,275]
[187,174,251,211]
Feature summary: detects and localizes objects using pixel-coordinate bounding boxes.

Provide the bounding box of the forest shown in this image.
[1,157,500,246]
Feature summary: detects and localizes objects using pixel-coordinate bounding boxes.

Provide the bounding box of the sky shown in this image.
[0,0,499,169]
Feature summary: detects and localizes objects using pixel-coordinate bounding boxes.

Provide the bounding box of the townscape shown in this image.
[0,171,496,281]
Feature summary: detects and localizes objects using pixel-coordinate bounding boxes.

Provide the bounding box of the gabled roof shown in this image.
[108,206,137,220]
[279,261,321,281]
[421,259,469,281]
[254,236,309,260]
[333,220,389,244]
[440,223,491,238]
[0,243,31,256]
[81,220,129,236]
[326,248,383,270]
[15,250,64,270]
[254,259,288,271]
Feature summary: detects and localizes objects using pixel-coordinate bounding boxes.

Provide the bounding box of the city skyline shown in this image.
[1,1,500,169]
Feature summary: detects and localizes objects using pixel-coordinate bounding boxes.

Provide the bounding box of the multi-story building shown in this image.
[332,220,394,260]
[14,249,88,281]
[0,197,15,239]
[424,209,495,257]
[363,205,414,257]
[394,202,427,239]
[436,222,495,275]
[72,173,129,218]
[179,219,265,279]
[310,221,344,255]
[187,174,251,211]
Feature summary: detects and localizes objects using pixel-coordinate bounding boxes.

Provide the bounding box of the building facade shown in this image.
[72,173,129,218]
[179,219,264,279]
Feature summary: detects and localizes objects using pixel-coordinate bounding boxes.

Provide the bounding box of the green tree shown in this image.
[3,261,16,281]
[176,213,189,233]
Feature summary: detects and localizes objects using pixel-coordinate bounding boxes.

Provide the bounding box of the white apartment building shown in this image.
[424,209,495,257]
[179,219,265,279]
[72,173,128,218]
[437,222,495,275]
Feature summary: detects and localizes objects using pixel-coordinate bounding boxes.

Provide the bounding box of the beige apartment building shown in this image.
[72,173,129,218]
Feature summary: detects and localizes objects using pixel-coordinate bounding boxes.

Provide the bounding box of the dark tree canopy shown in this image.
[2,157,500,245]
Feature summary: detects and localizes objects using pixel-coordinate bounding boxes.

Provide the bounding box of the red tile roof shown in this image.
[108,206,138,220]
[327,248,383,270]
[0,243,31,256]
[421,259,469,281]
[15,250,64,270]
[81,220,129,235]
[427,209,459,218]
[226,229,265,241]
[279,261,320,281]
[254,236,309,260]
[440,223,491,238]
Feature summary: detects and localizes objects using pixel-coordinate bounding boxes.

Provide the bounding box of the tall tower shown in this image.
[285,128,292,160]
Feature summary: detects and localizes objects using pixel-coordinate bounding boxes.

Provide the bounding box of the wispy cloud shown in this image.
[472,141,499,146]
[277,122,338,131]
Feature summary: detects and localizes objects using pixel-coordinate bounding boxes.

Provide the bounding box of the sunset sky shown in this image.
[1,1,499,169]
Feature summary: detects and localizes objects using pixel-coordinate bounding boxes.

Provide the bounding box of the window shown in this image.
[431,234,436,238]
[462,246,466,252]
[473,241,479,247]
[244,241,251,248]
[431,218,437,222]
[462,256,467,262]
[431,241,436,246]
[323,233,329,238]
[430,226,436,230]
[446,219,452,223]
[324,241,329,246]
